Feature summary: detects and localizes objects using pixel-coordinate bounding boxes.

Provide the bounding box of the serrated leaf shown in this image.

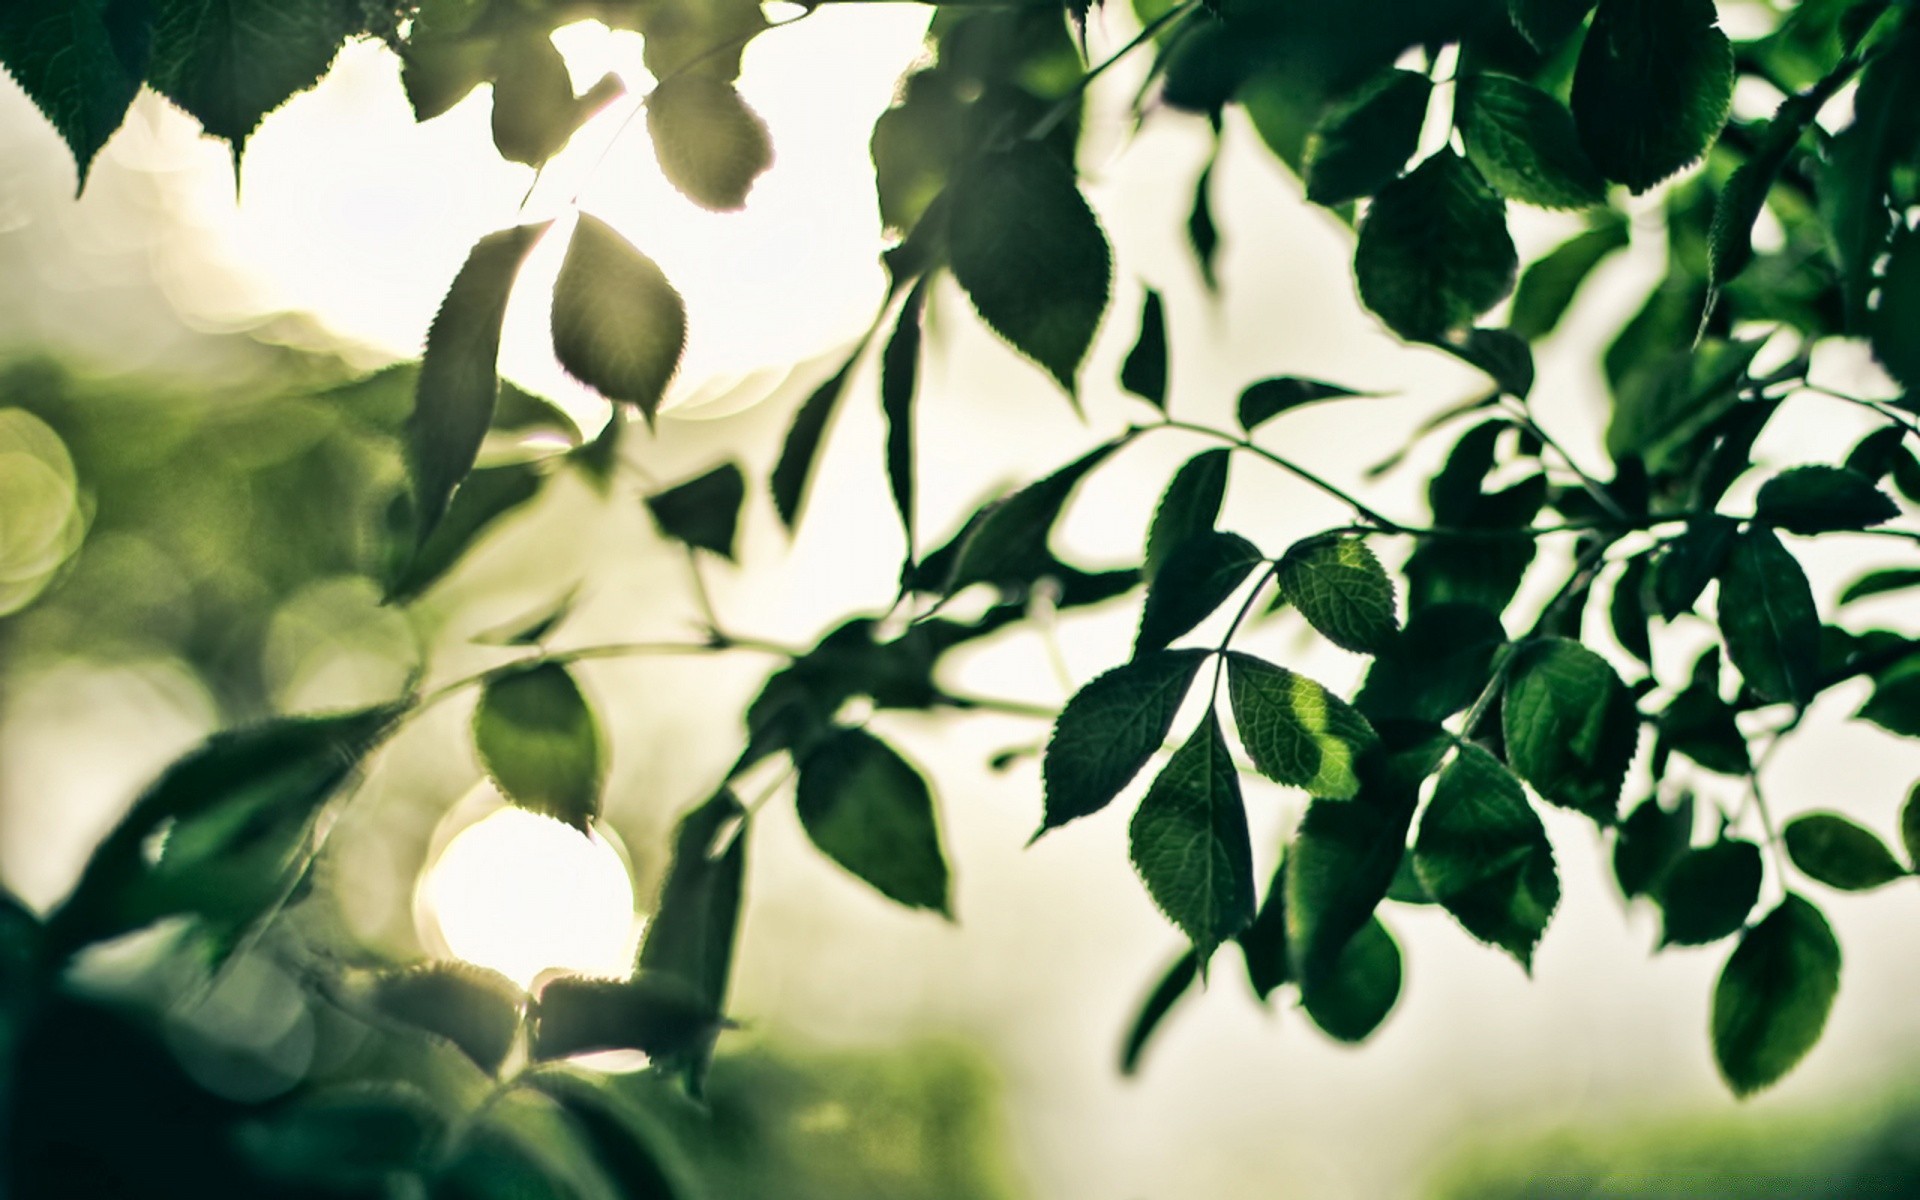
[771,356,856,529]
[638,790,745,1012]
[1712,894,1841,1096]
[1613,791,1694,899]
[1457,74,1606,209]
[1238,859,1289,1000]
[646,463,745,561]
[1301,915,1401,1043]
[407,223,549,547]
[365,963,523,1076]
[948,145,1110,393]
[1502,637,1638,822]
[1136,532,1262,655]
[474,664,604,830]
[1277,535,1399,655]
[1145,450,1230,584]
[552,214,686,420]
[1570,0,1733,193]
[1708,87,1827,288]
[1355,150,1518,342]
[1236,377,1367,431]
[1718,528,1822,707]
[1355,602,1509,724]
[1785,812,1907,891]
[1226,653,1378,800]
[400,26,495,122]
[1040,651,1208,834]
[1119,950,1197,1076]
[531,972,721,1063]
[1302,69,1431,207]
[796,728,949,915]
[1129,713,1256,961]
[1121,288,1169,410]
[1660,840,1762,946]
[646,76,773,211]
[1872,226,1920,389]
[882,283,925,563]
[1654,514,1738,620]
[1507,212,1630,340]
[1413,744,1559,971]
[1858,655,1920,738]
[0,0,148,190]
[1754,465,1898,534]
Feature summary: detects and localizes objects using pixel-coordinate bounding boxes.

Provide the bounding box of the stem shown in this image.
[414,637,792,711]
[1153,419,1408,531]
[1502,399,1629,524]
[1024,1,1201,145]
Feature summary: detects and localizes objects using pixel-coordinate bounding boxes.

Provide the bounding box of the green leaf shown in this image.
[1302,69,1432,207]
[1457,74,1606,209]
[0,0,148,189]
[1119,950,1198,1076]
[1718,528,1822,707]
[399,24,495,122]
[646,76,773,212]
[1355,149,1518,342]
[1712,893,1841,1096]
[882,283,925,563]
[526,1073,694,1197]
[948,145,1111,393]
[1840,568,1920,606]
[1238,859,1290,1000]
[1508,0,1596,51]
[1609,554,1652,665]
[531,973,721,1063]
[935,440,1122,594]
[1902,781,1920,869]
[1507,212,1630,340]
[147,0,362,159]
[1754,465,1898,535]
[490,33,622,166]
[364,963,523,1076]
[1136,532,1262,655]
[796,728,950,915]
[1236,377,1367,431]
[1872,226,1920,389]
[1225,653,1378,800]
[1145,450,1230,584]
[1660,679,1750,776]
[1121,288,1169,410]
[1820,30,1920,326]
[1286,752,1428,987]
[1660,840,1762,946]
[1413,744,1559,971]
[239,1085,444,1188]
[1613,791,1694,900]
[1277,535,1399,655]
[1355,602,1509,724]
[552,214,687,420]
[474,663,605,830]
[638,790,746,1013]
[1654,515,1738,620]
[1129,712,1256,961]
[387,461,544,603]
[1501,637,1638,823]
[646,463,745,561]
[1301,915,1401,1043]
[407,223,549,547]
[1570,0,1733,193]
[1858,655,1920,738]
[1040,650,1208,834]
[1188,157,1221,291]
[1434,327,1535,399]
[1785,812,1907,891]
[771,356,856,529]
[1708,86,1828,288]
[1606,338,1763,477]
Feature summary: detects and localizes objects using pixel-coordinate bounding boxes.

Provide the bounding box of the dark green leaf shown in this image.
[1606,338,1762,477]
[388,461,544,603]
[1653,515,1737,620]
[407,223,549,546]
[1570,0,1733,192]
[1145,449,1230,584]
[1718,528,1822,706]
[1236,378,1366,431]
[1708,86,1827,288]
[0,0,148,189]
[1355,149,1518,342]
[1040,651,1207,833]
[646,463,745,561]
[1457,74,1606,209]
[239,1085,443,1188]
[1301,915,1401,1043]
[1434,327,1535,399]
[1121,289,1169,410]
[1302,69,1432,207]
[1872,226,1920,389]
[1858,655,1920,737]
[1660,680,1750,775]
[364,963,523,1076]
[1754,465,1898,534]
[771,356,856,529]
[1355,603,1509,724]
[1820,30,1920,326]
[1188,157,1221,291]
[1902,781,1920,869]
[1238,859,1289,1000]
[948,145,1111,394]
[531,973,721,1063]
[1785,812,1907,891]
[1712,893,1841,1096]
[1840,568,1920,606]
[936,440,1121,594]
[526,1073,692,1198]
[1226,653,1378,799]
[552,214,687,420]
[148,0,361,158]
[1613,791,1694,899]
[490,33,619,166]
[1507,212,1630,340]
[796,728,950,915]
[1502,637,1638,822]
[474,663,604,830]
[399,24,495,122]
[1509,0,1596,51]
[646,76,773,211]
[1120,951,1198,1076]
[1136,532,1262,655]
[1609,555,1652,665]
[1413,744,1559,970]
[1845,425,1909,482]
[882,283,926,562]
[1276,535,1398,654]
[637,790,746,1012]
[1129,713,1256,960]
[1660,840,1762,946]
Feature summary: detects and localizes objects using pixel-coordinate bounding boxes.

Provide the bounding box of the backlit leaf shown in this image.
[771,355,857,529]
[474,663,604,830]
[0,0,148,189]
[1277,535,1398,655]
[1226,653,1378,800]
[1712,894,1840,1096]
[1136,532,1262,655]
[1354,602,1508,725]
[1509,0,1596,51]
[1754,465,1898,535]
[1654,515,1737,620]
[531,973,720,1063]
[796,728,950,915]
[552,214,687,420]
[1718,528,1822,707]
[1413,744,1559,970]
[1660,840,1762,946]
[365,963,523,1077]
[1302,69,1431,207]
[1840,568,1920,606]
[1457,74,1606,209]
[1902,781,1920,869]
[646,76,773,212]
[388,461,544,603]
[638,790,746,1012]
[1355,150,1518,342]
[1041,651,1207,834]
[1502,637,1637,822]
[1570,0,1733,193]
[1129,713,1256,960]
[938,441,1121,594]
[646,463,745,561]
[1785,813,1907,891]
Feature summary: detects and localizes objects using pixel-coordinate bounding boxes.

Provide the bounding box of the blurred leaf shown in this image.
[1712,894,1840,1096]
[474,663,605,830]
[797,728,950,915]
[1754,465,1898,534]
[1903,781,1920,869]
[646,463,746,561]
[527,1072,690,1198]
[1653,514,1737,620]
[1301,915,1401,1042]
[1040,650,1207,834]
[1457,73,1605,209]
[1785,813,1907,891]
[1145,449,1230,583]
[1414,744,1559,971]
[1136,532,1262,654]
[929,440,1122,595]
[1434,327,1534,399]
[1509,0,1596,51]
[1238,859,1290,1000]
[365,962,523,1076]
[1502,638,1637,823]
[490,33,585,165]
[1189,157,1221,291]
[1840,568,1920,606]
[1871,227,1920,388]
[389,461,545,603]
[882,282,926,563]
[553,215,687,420]
[1120,950,1198,1076]
[1660,840,1762,946]
[1130,712,1256,961]
[1613,791,1694,899]
[647,76,773,211]
[1660,679,1749,775]
[1277,534,1399,654]
[407,223,549,547]
[532,973,721,1063]
[1858,655,1920,737]
[1708,85,1828,288]
[1237,377,1367,431]
[1570,0,1733,192]
[1226,653,1378,799]
[1507,212,1630,340]
[639,790,746,1014]
[1356,150,1518,341]
[1302,69,1431,206]
[238,1084,444,1189]
[1718,528,1822,706]
[771,355,857,529]
[1609,554,1652,665]
[400,26,495,121]
[0,0,148,189]
[1121,288,1169,409]
[1606,338,1761,477]
[1821,26,1920,325]
[1355,603,1508,724]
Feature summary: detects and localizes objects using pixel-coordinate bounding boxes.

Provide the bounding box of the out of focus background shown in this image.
[2,5,1919,1198]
